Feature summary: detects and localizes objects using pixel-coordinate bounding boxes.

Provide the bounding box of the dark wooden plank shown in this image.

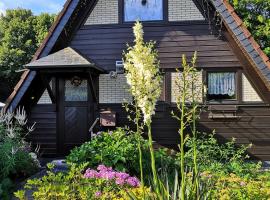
[28,104,57,155]
[70,22,239,71]
[98,103,270,160]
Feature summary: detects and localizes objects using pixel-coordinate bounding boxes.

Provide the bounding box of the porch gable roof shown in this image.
[25,47,104,72]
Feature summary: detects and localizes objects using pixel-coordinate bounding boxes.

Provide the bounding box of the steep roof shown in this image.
[5,0,270,110]
[5,0,95,111]
[211,0,270,89]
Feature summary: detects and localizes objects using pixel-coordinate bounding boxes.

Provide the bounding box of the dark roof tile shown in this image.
[244,43,255,52]
[237,32,247,41]
[228,21,239,29]
[217,4,227,12]
[233,27,242,36]
[258,62,267,70]
[210,0,270,87]
[253,56,264,65]
[249,49,260,59]
[240,38,250,47]
[26,47,94,68]
[225,15,234,24]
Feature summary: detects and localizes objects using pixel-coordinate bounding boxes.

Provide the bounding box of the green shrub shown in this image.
[67,128,142,173]
[202,172,270,200]
[15,164,147,200]
[66,128,176,179]
[184,133,260,178]
[0,109,39,199]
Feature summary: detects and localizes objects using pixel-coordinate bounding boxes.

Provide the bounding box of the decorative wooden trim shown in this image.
[163,0,169,23]
[165,72,171,103]
[82,20,208,29]
[237,70,243,103]
[88,72,98,103]
[202,69,207,103]
[40,75,56,104]
[119,0,124,24]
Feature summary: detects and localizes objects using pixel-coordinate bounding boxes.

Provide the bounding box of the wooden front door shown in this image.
[58,76,93,155]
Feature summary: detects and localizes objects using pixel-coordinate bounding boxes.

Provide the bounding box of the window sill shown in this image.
[168,102,269,107]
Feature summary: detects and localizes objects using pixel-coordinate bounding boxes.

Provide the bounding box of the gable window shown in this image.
[207,72,236,101]
[124,0,164,22]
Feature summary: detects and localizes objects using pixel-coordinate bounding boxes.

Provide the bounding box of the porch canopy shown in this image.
[25,47,104,104]
[25,47,104,73]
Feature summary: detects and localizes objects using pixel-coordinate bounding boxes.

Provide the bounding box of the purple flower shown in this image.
[83,165,140,188]
[106,171,116,180]
[115,178,125,185]
[97,165,108,172]
[95,191,102,197]
[84,169,98,178]
[109,131,113,135]
[96,132,102,136]
[126,177,140,187]
[98,171,114,180]
[116,172,130,180]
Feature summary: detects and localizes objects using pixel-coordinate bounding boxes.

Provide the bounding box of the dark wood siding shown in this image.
[199,106,270,160]
[70,23,241,71]
[28,103,270,159]
[25,22,270,160]
[101,103,270,160]
[28,105,57,156]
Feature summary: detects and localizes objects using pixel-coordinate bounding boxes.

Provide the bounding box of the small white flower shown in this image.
[15,107,27,126]
[11,147,18,155]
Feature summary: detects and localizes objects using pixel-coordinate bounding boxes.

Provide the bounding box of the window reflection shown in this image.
[124,0,163,22]
[65,79,88,101]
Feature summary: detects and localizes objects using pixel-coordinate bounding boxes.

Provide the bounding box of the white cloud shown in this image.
[0,2,7,15]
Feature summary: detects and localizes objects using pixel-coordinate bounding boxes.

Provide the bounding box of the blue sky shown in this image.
[0,0,66,15]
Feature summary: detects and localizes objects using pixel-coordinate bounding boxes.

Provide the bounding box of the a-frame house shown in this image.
[4,0,270,159]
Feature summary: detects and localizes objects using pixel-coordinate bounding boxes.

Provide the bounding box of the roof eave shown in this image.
[26,64,105,72]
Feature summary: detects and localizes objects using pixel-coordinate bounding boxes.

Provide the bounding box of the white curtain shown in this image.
[208,73,235,96]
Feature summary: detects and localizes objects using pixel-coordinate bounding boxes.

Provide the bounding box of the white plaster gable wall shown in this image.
[99,74,132,103]
[168,0,205,21]
[171,72,203,103]
[242,74,262,102]
[37,89,52,104]
[85,0,119,25]
[37,81,53,104]
[85,0,205,25]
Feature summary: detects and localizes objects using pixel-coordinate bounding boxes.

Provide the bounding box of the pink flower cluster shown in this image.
[84,165,140,187]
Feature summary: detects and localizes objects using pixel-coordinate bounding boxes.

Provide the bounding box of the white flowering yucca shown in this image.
[124,21,163,124]
[123,21,163,196]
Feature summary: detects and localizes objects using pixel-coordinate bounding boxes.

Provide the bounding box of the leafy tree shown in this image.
[34,13,55,45]
[0,9,55,95]
[230,0,270,56]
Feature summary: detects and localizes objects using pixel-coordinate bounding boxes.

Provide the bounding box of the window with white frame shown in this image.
[124,0,164,22]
